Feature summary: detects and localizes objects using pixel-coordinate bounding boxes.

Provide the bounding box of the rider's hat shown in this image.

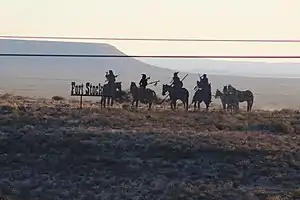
[109,70,113,73]
[141,73,146,77]
[174,72,179,75]
[203,74,207,77]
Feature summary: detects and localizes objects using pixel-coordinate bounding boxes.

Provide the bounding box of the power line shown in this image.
[0,53,300,59]
[1,35,300,43]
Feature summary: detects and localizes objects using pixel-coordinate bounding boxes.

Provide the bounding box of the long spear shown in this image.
[148,80,160,86]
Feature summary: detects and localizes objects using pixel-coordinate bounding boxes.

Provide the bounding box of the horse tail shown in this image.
[247,90,254,111]
[186,89,189,111]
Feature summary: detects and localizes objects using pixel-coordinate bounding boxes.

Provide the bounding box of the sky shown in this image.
[1,0,300,63]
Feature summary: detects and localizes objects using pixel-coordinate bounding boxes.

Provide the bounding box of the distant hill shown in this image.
[1,39,300,109]
[140,58,300,78]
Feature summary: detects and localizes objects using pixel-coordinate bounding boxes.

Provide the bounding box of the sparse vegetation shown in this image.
[1,95,300,199]
[51,95,65,101]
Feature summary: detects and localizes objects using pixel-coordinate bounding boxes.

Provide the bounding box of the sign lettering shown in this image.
[71,82,101,96]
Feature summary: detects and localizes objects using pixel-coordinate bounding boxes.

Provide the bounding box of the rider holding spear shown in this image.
[170,72,186,89]
[160,72,188,104]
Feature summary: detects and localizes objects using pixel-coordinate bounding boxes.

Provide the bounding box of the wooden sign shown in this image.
[71,82,101,96]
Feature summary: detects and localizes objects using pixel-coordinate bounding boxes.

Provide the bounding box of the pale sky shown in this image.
[1,0,300,63]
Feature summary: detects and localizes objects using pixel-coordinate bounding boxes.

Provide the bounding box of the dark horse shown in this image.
[129,82,157,110]
[215,89,227,110]
[162,84,189,111]
[192,81,212,111]
[228,85,254,112]
[215,88,238,112]
[100,82,122,108]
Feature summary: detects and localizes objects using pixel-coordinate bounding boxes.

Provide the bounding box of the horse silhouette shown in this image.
[215,89,238,112]
[227,85,254,112]
[129,82,157,110]
[162,84,189,111]
[100,82,122,108]
[192,83,212,111]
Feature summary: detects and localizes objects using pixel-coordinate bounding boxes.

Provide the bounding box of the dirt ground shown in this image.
[1,94,300,200]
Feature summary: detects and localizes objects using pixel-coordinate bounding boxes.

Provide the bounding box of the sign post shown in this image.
[70,81,102,109]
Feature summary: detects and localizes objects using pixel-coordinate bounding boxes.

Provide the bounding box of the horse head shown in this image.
[130,82,137,92]
[215,89,222,99]
[228,84,235,90]
[115,82,122,91]
[223,85,228,93]
[162,84,171,96]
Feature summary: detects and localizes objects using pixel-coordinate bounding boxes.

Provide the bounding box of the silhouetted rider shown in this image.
[171,72,183,89]
[105,70,118,96]
[139,74,150,89]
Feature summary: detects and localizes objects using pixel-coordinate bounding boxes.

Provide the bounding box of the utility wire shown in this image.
[1,35,300,43]
[0,54,300,59]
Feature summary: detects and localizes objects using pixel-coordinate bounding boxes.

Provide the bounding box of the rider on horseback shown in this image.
[171,72,183,89]
[200,74,209,86]
[105,70,118,96]
[105,70,117,83]
[139,74,150,89]
[139,73,150,99]
[196,73,212,102]
[170,72,183,97]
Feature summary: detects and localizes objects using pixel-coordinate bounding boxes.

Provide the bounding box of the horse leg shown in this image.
[103,97,106,108]
[234,103,238,113]
[136,100,138,108]
[174,100,176,110]
[246,100,250,112]
[148,102,152,110]
[170,100,175,110]
[186,103,188,111]
[198,102,200,110]
[222,100,226,110]
[194,101,196,111]
[248,100,253,112]
[107,97,111,107]
[100,97,103,109]
[250,100,253,111]
[186,98,189,111]
[110,98,114,106]
[205,102,209,112]
[183,99,187,111]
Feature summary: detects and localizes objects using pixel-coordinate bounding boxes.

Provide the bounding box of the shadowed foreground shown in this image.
[1,95,300,199]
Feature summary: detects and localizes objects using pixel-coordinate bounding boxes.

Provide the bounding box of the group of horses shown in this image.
[99,81,254,112]
[215,85,254,112]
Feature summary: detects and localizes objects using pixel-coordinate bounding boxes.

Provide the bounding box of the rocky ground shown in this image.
[1,94,300,200]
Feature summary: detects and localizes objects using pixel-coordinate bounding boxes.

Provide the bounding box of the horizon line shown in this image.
[1,54,300,59]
